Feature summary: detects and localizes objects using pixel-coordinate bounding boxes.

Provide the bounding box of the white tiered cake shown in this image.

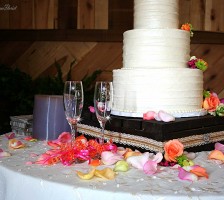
[112,0,206,118]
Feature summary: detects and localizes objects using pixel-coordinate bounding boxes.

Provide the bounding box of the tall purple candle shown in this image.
[33,95,70,140]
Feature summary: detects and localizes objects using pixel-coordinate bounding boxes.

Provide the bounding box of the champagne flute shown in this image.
[94,81,113,144]
[63,81,84,143]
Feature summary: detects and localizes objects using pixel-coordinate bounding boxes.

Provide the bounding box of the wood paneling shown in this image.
[57,0,77,29]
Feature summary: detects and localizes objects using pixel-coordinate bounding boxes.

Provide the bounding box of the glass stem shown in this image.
[70,123,78,143]
[99,121,106,144]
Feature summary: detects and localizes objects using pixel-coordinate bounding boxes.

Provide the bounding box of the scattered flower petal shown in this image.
[94,168,116,180]
[114,160,129,172]
[24,136,37,142]
[157,111,175,122]
[26,161,33,165]
[5,132,15,139]
[143,111,156,120]
[8,139,25,149]
[124,150,142,159]
[208,150,224,161]
[215,143,224,153]
[126,152,150,170]
[152,152,163,163]
[143,160,158,175]
[89,159,101,166]
[190,165,209,179]
[0,151,11,158]
[58,132,72,143]
[101,151,123,165]
[178,167,198,182]
[77,168,96,180]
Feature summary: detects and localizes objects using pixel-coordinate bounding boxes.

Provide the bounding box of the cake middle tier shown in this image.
[123,29,190,69]
[112,68,204,117]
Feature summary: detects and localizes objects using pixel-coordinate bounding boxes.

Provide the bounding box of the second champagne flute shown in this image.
[63,81,84,143]
[94,81,113,144]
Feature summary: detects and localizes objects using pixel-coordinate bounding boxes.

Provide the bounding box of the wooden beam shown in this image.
[0,29,224,44]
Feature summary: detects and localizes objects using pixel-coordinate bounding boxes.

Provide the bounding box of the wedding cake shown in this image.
[112,0,206,118]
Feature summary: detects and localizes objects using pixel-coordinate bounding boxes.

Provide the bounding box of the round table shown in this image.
[0,135,224,200]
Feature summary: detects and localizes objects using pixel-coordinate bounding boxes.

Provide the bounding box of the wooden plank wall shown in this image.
[0,0,223,97]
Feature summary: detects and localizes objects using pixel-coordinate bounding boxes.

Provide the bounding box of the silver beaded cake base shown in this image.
[111,109,208,118]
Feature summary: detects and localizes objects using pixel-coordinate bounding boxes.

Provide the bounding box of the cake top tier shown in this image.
[134,0,179,29]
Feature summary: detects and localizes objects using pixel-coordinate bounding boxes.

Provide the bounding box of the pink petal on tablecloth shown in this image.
[178,167,198,182]
[0,151,11,158]
[143,160,158,175]
[152,152,163,163]
[5,132,15,139]
[126,152,150,170]
[101,151,123,165]
[215,143,224,153]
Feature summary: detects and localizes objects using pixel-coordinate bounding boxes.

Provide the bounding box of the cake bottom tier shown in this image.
[112,68,205,117]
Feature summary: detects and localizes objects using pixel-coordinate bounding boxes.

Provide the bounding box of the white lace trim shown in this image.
[78,124,224,152]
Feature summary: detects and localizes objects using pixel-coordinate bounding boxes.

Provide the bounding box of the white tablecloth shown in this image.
[0,135,224,200]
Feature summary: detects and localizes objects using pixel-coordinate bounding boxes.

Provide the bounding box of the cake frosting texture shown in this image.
[112,0,205,117]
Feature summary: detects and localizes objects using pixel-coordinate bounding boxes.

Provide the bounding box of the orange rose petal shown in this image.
[124,151,142,159]
[8,139,25,149]
[89,159,101,166]
[208,150,224,161]
[190,166,209,179]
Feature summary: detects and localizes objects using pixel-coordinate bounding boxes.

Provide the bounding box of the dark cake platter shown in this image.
[79,110,224,152]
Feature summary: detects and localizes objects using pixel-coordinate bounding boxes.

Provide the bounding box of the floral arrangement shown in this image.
[181,23,194,37]
[203,90,224,116]
[188,56,208,71]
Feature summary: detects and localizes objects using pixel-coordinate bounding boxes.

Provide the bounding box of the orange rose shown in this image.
[164,139,184,162]
[181,24,191,31]
[203,94,220,112]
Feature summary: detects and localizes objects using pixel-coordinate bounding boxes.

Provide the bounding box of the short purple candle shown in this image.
[32,95,70,140]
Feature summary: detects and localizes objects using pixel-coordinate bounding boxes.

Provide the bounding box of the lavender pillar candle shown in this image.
[33,95,70,140]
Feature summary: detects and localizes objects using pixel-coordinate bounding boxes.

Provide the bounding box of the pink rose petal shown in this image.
[0,148,3,153]
[5,132,15,139]
[143,111,156,120]
[26,161,33,165]
[143,160,158,175]
[215,142,224,153]
[126,152,150,170]
[158,111,175,122]
[101,151,123,165]
[58,132,71,143]
[178,167,198,182]
[0,151,11,158]
[152,152,163,163]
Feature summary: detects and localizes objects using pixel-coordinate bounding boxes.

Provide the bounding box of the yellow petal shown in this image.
[76,168,96,180]
[114,160,129,172]
[94,168,116,180]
